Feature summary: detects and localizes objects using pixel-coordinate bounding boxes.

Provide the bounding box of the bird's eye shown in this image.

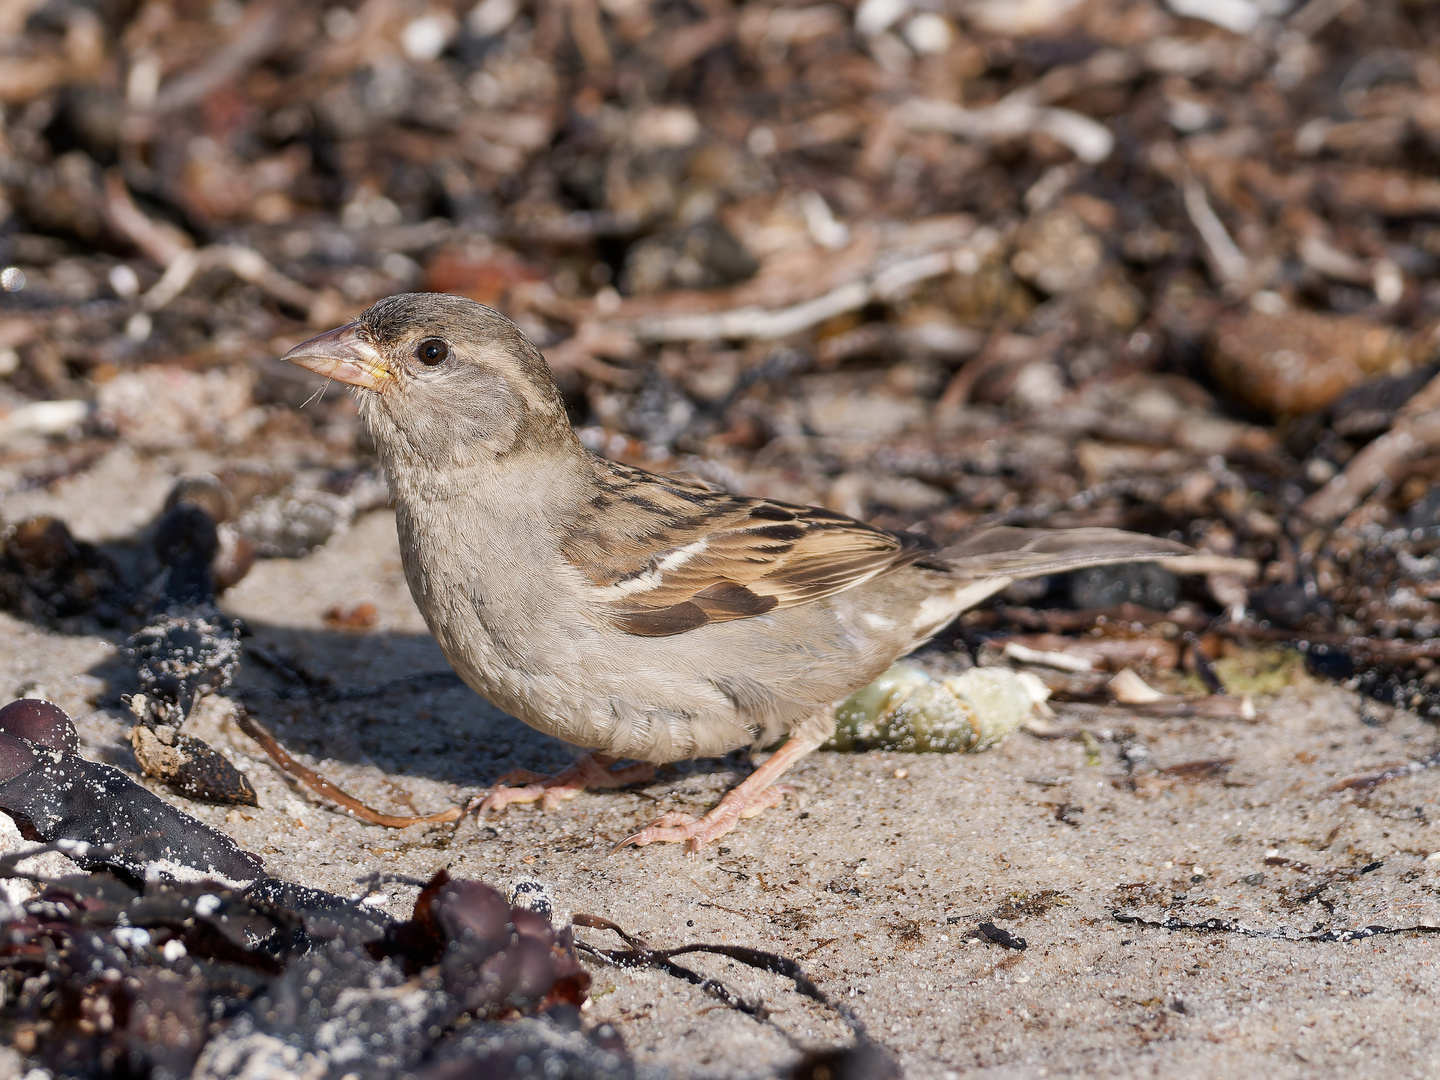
[416,338,450,365]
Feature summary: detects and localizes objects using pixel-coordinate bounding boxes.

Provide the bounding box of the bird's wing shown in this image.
[561,463,937,637]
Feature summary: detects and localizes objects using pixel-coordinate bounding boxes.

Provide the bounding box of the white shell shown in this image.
[827,664,1049,754]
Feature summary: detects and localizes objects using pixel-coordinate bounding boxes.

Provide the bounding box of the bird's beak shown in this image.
[281,323,392,391]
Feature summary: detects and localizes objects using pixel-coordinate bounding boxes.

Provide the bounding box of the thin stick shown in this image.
[621,244,980,342]
[1181,172,1250,287]
[1220,623,1440,661]
[1300,370,1440,523]
[234,709,461,827]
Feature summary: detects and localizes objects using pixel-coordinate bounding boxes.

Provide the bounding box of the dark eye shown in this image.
[416,338,449,365]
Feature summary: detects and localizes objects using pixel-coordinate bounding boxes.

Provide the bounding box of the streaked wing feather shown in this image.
[563,461,937,637]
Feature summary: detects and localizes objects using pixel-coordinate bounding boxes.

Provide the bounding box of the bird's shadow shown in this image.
[0,499,580,791]
[84,619,582,792]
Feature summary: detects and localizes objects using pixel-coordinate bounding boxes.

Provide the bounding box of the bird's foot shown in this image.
[467,752,654,817]
[614,783,794,853]
[614,729,825,853]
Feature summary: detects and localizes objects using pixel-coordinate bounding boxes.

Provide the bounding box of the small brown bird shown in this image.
[284,294,1190,851]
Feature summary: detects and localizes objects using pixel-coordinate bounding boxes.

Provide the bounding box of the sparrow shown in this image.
[283,293,1192,851]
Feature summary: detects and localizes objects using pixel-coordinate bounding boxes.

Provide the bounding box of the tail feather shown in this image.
[938,527,1192,582]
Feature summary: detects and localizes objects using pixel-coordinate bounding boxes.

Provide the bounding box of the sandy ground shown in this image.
[4,447,1440,1079]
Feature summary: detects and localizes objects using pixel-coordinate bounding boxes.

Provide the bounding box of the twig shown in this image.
[572,912,879,1047]
[103,170,193,266]
[1181,172,1251,288]
[103,171,339,324]
[1330,745,1440,792]
[565,0,612,71]
[621,246,968,342]
[148,0,287,114]
[1288,0,1359,36]
[938,330,1045,410]
[1047,693,1257,720]
[1184,632,1226,695]
[541,320,643,385]
[1219,623,1440,662]
[1138,697,1255,720]
[142,245,322,317]
[1154,555,1258,579]
[900,91,1115,164]
[234,709,462,827]
[993,603,1212,632]
[1301,370,1440,523]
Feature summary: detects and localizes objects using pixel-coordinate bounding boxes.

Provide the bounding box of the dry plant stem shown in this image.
[1046,692,1256,720]
[142,245,320,317]
[103,171,192,265]
[1154,554,1258,578]
[1181,171,1251,288]
[102,171,330,320]
[147,0,286,114]
[616,730,824,853]
[938,330,1029,410]
[993,603,1212,632]
[468,752,655,815]
[234,709,462,827]
[622,244,980,342]
[1288,0,1359,36]
[1124,697,1255,720]
[1301,370,1440,522]
[1329,745,1440,791]
[899,94,1114,164]
[565,0,613,71]
[1220,623,1440,661]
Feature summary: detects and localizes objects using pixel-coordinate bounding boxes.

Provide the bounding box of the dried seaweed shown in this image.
[0,865,611,1080]
[573,912,896,1075]
[1113,912,1440,943]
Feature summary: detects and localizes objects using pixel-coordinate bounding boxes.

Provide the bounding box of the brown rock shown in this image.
[1207,308,1413,417]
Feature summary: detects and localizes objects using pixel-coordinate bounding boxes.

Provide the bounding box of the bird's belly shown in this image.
[407,555,757,762]
[431,618,759,762]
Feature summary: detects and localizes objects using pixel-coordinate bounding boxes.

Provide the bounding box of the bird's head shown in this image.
[282,293,575,470]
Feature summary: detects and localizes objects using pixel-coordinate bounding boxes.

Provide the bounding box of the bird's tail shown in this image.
[936,526,1193,581]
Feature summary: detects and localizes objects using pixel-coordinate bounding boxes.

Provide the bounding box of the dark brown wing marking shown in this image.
[561,460,937,637]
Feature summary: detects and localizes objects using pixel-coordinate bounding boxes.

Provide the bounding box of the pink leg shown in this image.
[614,732,824,853]
[467,752,655,816]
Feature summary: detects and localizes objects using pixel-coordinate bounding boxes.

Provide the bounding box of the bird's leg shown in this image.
[615,730,825,853]
[468,752,654,816]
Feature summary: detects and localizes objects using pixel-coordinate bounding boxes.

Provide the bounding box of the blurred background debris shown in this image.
[3,0,1440,1069]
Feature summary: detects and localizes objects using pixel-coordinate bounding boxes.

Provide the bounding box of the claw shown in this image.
[613,785,793,853]
[612,812,700,853]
